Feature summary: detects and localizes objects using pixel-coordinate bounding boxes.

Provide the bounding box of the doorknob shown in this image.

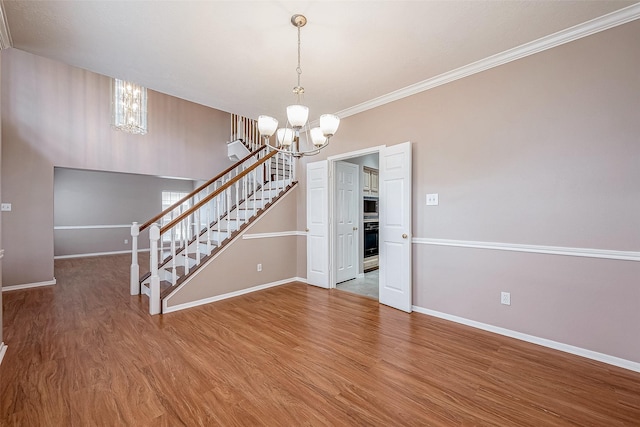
[402,233,408,239]
[305,228,309,232]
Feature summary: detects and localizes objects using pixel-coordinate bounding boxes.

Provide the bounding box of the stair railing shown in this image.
[231,113,261,152]
[130,145,268,296]
[137,148,296,315]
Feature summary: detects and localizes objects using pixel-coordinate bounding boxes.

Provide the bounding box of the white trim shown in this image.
[327,145,386,161]
[164,277,298,313]
[0,1,12,50]
[336,4,640,119]
[54,248,150,260]
[54,224,131,230]
[412,238,640,262]
[163,183,298,306]
[0,343,7,366]
[2,278,57,292]
[412,306,640,373]
[242,230,306,240]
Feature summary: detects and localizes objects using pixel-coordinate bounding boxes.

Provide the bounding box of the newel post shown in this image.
[130,222,140,295]
[149,223,161,315]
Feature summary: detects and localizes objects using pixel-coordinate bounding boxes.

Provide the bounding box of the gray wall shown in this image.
[297,21,640,362]
[54,167,195,257]
[1,48,232,287]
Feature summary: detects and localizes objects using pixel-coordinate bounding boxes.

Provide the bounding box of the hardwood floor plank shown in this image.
[1,254,639,425]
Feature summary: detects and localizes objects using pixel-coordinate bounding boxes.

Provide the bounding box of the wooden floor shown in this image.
[1,255,639,426]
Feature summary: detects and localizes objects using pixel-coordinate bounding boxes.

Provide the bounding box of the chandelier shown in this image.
[258,14,340,158]
[111,78,148,135]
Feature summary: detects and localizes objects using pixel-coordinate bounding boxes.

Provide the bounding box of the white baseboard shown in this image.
[0,342,7,366]
[412,306,640,373]
[54,248,150,260]
[2,278,57,292]
[163,277,300,313]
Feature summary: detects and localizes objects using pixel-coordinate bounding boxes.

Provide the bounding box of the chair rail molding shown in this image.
[412,238,640,262]
[54,224,131,230]
[242,231,307,240]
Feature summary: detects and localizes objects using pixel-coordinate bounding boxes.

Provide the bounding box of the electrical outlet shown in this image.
[124,239,129,245]
[1,203,11,212]
[257,263,262,272]
[501,292,511,306]
[426,193,439,206]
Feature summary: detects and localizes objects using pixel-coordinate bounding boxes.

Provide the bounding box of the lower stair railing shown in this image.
[132,147,294,314]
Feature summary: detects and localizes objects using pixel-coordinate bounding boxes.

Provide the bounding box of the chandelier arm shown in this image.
[262,140,327,158]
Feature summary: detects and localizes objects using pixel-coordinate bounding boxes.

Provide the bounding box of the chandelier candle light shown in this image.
[112,78,148,135]
[258,14,340,158]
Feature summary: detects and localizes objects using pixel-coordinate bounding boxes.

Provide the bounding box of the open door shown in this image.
[335,161,359,283]
[379,142,412,312]
[306,160,329,288]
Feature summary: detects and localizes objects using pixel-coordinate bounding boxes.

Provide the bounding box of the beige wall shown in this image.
[165,186,299,308]
[297,21,640,362]
[0,49,3,343]
[1,49,232,287]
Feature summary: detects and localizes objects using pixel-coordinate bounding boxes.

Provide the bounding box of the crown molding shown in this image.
[336,3,640,119]
[0,1,12,50]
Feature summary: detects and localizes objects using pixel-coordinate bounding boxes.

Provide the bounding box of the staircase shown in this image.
[130,116,295,314]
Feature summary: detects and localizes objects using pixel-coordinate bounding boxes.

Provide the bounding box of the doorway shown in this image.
[306,142,413,312]
[332,152,380,299]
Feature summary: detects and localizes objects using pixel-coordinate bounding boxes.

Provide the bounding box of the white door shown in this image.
[306,160,329,288]
[335,161,358,283]
[379,142,412,312]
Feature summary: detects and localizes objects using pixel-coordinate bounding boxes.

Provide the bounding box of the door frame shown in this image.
[327,145,386,289]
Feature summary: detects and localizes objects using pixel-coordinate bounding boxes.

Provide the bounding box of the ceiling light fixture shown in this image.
[112,78,148,135]
[258,14,339,158]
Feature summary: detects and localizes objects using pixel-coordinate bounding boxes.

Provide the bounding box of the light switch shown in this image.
[426,193,438,206]
[1,203,11,212]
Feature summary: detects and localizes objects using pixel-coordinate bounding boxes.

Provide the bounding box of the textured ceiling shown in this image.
[3,0,637,123]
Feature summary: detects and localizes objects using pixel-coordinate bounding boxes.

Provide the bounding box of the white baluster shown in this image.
[206,202,212,255]
[226,187,231,231]
[130,222,140,295]
[171,227,177,285]
[183,217,190,275]
[195,209,201,265]
[253,168,258,218]
[292,156,296,183]
[149,224,161,315]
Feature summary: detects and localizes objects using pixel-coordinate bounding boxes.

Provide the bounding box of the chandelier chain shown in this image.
[295,24,303,101]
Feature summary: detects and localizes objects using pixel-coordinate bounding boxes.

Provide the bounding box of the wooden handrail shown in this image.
[140,144,267,231]
[160,150,278,234]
